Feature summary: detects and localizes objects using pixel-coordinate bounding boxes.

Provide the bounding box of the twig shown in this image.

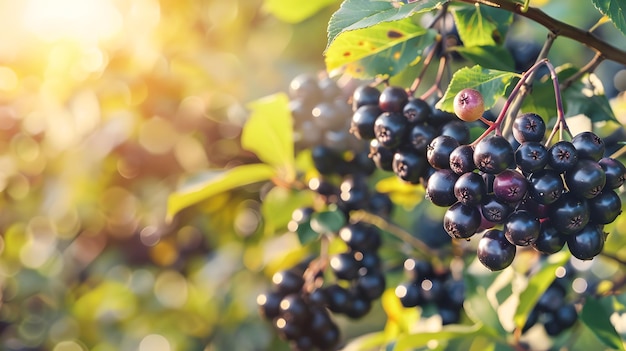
[560,52,605,90]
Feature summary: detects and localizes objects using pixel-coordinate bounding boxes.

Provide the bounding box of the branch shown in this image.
[454,0,626,66]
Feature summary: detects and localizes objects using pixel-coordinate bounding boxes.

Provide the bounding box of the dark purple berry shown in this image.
[409,123,437,153]
[427,135,460,169]
[504,210,540,246]
[572,131,605,161]
[272,269,305,294]
[528,169,564,205]
[477,229,516,271]
[404,98,432,124]
[532,219,566,254]
[393,149,428,184]
[588,190,622,224]
[548,141,578,172]
[443,202,482,239]
[567,223,605,260]
[395,282,422,307]
[330,252,361,280]
[426,169,459,206]
[512,112,546,143]
[515,141,548,173]
[257,291,284,320]
[481,195,512,224]
[493,169,528,203]
[339,223,381,252]
[449,144,476,174]
[379,86,409,112]
[369,138,394,171]
[599,157,626,189]
[550,193,590,235]
[564,159,606,199]
[473,136,514,174]
[441,120,470,144]
[352,85,380,110]
[350,105,382,140]
[454,172,486,205]
[374,112,408,149]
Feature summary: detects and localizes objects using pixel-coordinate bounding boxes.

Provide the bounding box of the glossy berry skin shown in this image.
[598,157,626,189]
[325,284,352,314]
[532,219,566,254]
[395,282,422,307]
[441,120,470,144]
[257,291,285,320]
[515,141,548,173]
[550,193,590,235]
[379,86,409,112]
[409,124,437,153]
[369,138,394,171]
[454,172,486,206]
[481,195,512,224]
[312,145,346,175]
[493,169,528,203]
[504,210,540,246]
[564,159,606,199]
[473,136,514,174]
[477,229,516,271]
[357,272,386,300]
[403,98,432,124]
[449,144,476,175]
[512,113,546,143]
[427,135,460,169]
[393,149,427,184]
[443,202,481,239]
[289,73,323,106]
[350,105,382,140]
[572,131,605,161]
[339,223,381,252]
[528,169,564,205]
[548,141,578,173]
[374,112,408,149]
[279,294,311,325]
[330,252,361,280]
[554,304,578,329]
[567,223,605,260]
[588,190,622,224]
[453,88,485,122]
[352,85,381,110]
[272,269,305,295]
[403,258,434,281]
[426,169,459,207]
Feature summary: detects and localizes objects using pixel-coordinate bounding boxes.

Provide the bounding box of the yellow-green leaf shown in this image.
[243,93,295,181]
[263,0,337,23]
[166,164,276,222]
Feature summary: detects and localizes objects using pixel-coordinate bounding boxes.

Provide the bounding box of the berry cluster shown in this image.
[522,276,578,337]
[349,84,470,185]
[257,220,386,350]
[426,110,626,270]
[288,73,357,153]
[394,258,465,325]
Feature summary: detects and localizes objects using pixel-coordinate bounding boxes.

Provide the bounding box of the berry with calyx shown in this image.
[393,149,428,184]
[564,159,606,199]
[443,202,482,239]
[515,141,549,173]
[374,112,408,149]
[352,84,381,110]
[528,169,564,205]
[571,131,605,161]
[454,172,486,206]
[369,138,395,171]
[598,157,626,189]
[427,135,460,169]
[403,98,432,124]
[548,141,578,173]
[453,88,485,122]
[350,104,382,140]
[449,144,476,174]
[477,229,516,271]
[441,120,470,144]
[549,193,590,235]
[504,210,540,246]
[493,169,528,203]
[588,190,622,224]
[426,169,460,206]
[532,219,566,254]
[409,123,437,153]
[481,195,512,224]
[512,113,546,143]
[473,136,514,174]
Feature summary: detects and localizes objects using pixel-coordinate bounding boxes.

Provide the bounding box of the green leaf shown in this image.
[513,251,570,329]
[166,164,276,222]
[454,45,515,71]
[310,209,346,234]
[296,221,319,245]
[342,331,388,351]
[325,18,437,78]
[581,297,626,351]
[263,0,337,23]
[393,324,488,351]
[243,93,295,180]
[326,0,444,50]
[463,274,506,336]
[452,4,513,47]
[591,0,626,37]
[436,65,518,112]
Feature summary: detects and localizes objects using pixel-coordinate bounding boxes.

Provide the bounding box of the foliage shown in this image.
[3,1,626,351]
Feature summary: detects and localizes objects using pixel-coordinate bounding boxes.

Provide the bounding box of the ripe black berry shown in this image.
[409,124,437,153]
[369,138,394,171]
[352,84,381,110]
[493,169,528,203]
[374,112,408,149]
[427,135,460,169]
[504,210,540,246]
[515,141,548,173]
[588,190,622,224]
[481,195,512,224]
[548,141,578,173]
[473,136,514,174]
[567,223,605,260]
[393,149,428,184]
[441,120,470,144]
[454,172,486,206]
[571,131,605,161]
[403,98,432,124]
[443,202,481,239]
[598,157,626,189]
[379,86,409,112]
[512,112,546,143]
[564,159,606,199]
[549,193,590,235]
[350,104,382,140]
[426,169,459,206]
[528,169,564,205]
[532,219,566,254]
[477,229,516,271]
[449,144,476,175]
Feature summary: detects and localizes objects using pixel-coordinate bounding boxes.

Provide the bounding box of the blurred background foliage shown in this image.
[0,0,626,351]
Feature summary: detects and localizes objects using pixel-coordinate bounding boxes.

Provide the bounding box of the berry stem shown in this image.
[560,52,604,90]
[409,37,440,96]
[419,55,447,101]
